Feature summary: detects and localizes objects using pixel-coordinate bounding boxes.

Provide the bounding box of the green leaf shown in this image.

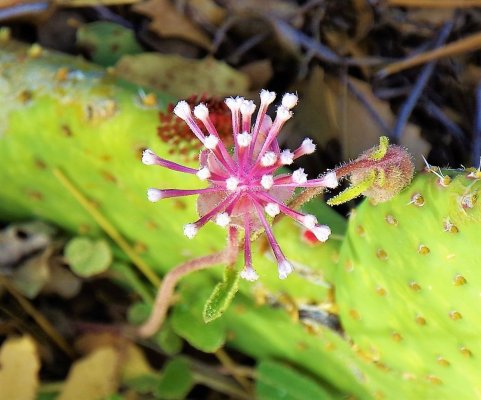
[203,266,240,323]
[171,278,226,352]
[256,360,333,400]
[156,358,194,400]
[64,237,112,277]
[77,22,143,67]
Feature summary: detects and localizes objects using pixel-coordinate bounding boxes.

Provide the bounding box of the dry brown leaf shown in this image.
[287,67,430,168]
[188,0,227,27]
[115,53,249,98]
[133,0,212,50]
[239,60,273,91]
[0,336,40,400]
[58,346,121,400]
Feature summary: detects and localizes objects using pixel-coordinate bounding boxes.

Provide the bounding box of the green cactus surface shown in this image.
[336,170,481,399]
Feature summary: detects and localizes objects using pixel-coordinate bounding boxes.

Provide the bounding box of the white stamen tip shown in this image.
[225,97,239,111]
[193,103,209,120]
[265,202,280,217]
[215,212,231,227]
[173,100,191,120]
[241,267,259,282]
[280,149,294,165]
[301,214,318,230]
[147,188,163,202]
[196,167,211,180]
[235,96,246,107]
[302,138,316,154]
[237,132,252,148]
[323,171,338,189]
[261,151,277,167]
[276,105,292,122]
[183,223,198,239]
[142,149,158,165]
[226,177,239,191]
[204,135,219,150]
[281,93,298,109]
[240,100,256,116]
[292,168,308,184]
[261,175,274,190]
[278,260,293,279]
[260,89,276,105]
[312,225,331,242]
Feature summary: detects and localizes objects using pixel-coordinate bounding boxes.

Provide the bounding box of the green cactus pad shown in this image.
[337,171,481,398]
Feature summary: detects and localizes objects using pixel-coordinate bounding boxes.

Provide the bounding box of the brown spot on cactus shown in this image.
[344,259,354,272]
[418,244,430,255]
[55,67,69,82]
[325,342,336,351]
[402,372,415,381]
[453,274,467,286]
[409,281,421,291]
[443,218,459,233]
[415,315,426,326]
[374,391,385,400]
[100,170,117,184]
[392,332,403,342]
[427,375,443,385]
[34,159,46,170]
[86,99,117,122]
[78,224,91,234]
[449,311,462,320]
[460,192,477,209]
[61,124,73,137]
[355,225,365,236]
[140,92,157,107]
[349,309,361,320]
[134,242,148,254]
[385,214,398,226]
[27,190,43,201]
[376,248,388,261]
[436,356,450,367]
[410,193,425,207]
[459,346,473,357]
[18,90,33,103]
[376,286,387,296]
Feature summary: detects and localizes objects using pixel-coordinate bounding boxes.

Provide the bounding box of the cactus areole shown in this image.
[143,90,339,281]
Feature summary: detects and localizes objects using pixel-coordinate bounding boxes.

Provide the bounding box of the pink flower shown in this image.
[144,90,338,281]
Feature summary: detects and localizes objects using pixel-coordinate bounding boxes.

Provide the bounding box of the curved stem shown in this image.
[138,227,239,338]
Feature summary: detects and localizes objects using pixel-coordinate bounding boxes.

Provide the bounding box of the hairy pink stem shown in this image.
[138,228,239,338]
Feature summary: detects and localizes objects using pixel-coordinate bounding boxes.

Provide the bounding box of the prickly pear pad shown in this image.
[337,171,481,398]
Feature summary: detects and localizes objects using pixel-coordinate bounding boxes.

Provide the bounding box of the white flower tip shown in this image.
[292,168,308,184]
[278,260,293,279]
[183,223,198,239]
[260,89,276,105]
[173,100,191,120]
[215,212,231,227]
[261,151,277,167]
[142,149,158,165]
[193,103,209,120]
[301,214,318,230]
[237,132,252,148]
[226,177,239,191]
[240,100,256,116]
[241,267,259,282]
[323,171,338,189]
[261,175,274,190]
[225,97,239,111]
[147,188,163,202]
[282,93,298,109]
[280,149,294,165]
[302,138,316,154]
[265,202,280,217]
[312,225,331,242]
[276,105,292,122]
[196,167,211,180]
[235,96,246,107]
[204,135,219,150]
